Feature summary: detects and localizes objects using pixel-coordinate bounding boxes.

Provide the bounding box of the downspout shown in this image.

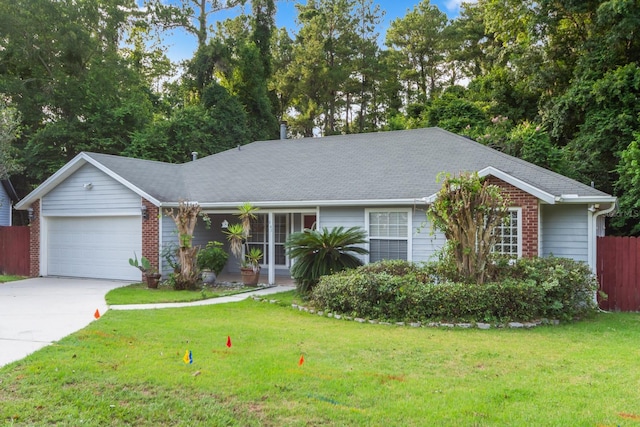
[588,203,616,272]
[588,202,617,305]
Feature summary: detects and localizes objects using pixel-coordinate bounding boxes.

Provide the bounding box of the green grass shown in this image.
[2,292,640,426]
[105,282,255,305]
[0,275,25,283]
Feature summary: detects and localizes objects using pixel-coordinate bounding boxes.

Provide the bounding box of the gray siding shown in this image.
[411,209,446,262]
[318,206,446,263]
[318,206,364,230]
[42,164,141,215]
[0,185,10,225]
[318,207,367,263]
[160,213,179,276]
[541,204,588,262]
[160,212,237,276]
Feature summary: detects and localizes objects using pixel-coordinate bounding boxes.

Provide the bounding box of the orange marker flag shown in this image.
[94,309,100,319]
[298,355,305,366]
[226,336,232,348]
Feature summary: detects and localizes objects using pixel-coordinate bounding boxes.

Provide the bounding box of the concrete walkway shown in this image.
[109,285,293,310]
[0,277,293,368]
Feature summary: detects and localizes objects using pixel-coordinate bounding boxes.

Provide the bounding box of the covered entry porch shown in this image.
[199,208,318,285]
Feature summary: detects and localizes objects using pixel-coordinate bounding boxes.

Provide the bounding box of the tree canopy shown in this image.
[2,0,639,234]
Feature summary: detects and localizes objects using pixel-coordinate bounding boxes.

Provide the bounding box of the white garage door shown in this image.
[47,216,142,281]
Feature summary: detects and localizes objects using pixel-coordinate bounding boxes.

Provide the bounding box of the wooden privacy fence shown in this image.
[597,236,640,312]
[0,226,30,276]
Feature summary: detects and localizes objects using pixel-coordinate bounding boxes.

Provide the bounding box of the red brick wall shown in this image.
[141,199,160,274]
[486,176,539,258]
[29,200,40,277]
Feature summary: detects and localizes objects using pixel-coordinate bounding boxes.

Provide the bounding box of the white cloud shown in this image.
[444,0,478,13]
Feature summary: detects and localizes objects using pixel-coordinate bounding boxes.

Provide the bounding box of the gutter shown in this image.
[158,198,423,209]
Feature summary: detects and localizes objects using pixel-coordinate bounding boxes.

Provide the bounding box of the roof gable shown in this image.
[15,153,168,209]
[1,179,19,203]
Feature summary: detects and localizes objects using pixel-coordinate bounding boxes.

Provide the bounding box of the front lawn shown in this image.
[2,292,640,426]
[105,282,255,305]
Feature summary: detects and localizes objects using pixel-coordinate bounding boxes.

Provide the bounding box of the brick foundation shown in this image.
[486,176,539,258]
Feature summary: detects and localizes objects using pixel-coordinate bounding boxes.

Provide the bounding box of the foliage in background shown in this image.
[286,226,369,295]
[427,172,509,284]
[0,97,23,179]
[3,0,640,235]
[0,0,156,185]
[614,134,640,234]
[311,258,599,323]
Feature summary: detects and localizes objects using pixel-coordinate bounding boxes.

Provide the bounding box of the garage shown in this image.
[47,216,142,281]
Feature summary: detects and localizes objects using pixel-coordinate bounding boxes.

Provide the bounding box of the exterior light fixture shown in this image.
[141,205,148,220]
[221,219,229,229]
[83,183,93,190]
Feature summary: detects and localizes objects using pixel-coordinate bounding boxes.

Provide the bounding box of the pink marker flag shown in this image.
[226,336,232,348]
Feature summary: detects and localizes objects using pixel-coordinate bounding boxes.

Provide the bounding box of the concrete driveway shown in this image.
[0,277,128,368]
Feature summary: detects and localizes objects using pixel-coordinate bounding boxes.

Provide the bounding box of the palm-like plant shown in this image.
[225,223,246,260]
[223,203,264,280]
[286,226,369,295]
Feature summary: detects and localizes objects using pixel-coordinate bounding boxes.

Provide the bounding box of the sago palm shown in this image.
[286,226,369,294]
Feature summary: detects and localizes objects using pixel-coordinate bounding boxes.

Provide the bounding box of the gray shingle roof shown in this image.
[86,127,611,205]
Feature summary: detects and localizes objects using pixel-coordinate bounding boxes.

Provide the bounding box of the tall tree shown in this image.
[445,2,500,80]
[385,0,448,102]
[251,0,276,77]
[146,0,248,50]
[124,82,250,163]
[0,0,155,186]
[0,97,23,179]
[349,0,384,133]
[286,0,359,136]
[615,132,640,235]
[269,28,296,121]
[207,10,278,141]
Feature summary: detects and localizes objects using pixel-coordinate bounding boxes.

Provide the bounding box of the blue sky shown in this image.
[161,0,470,63]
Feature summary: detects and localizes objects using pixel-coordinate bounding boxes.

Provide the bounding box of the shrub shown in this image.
[310,266,428,321]
[196,241,228,275]
[310,257,598,323]
[286,226,369,295]
[508,256,599,321]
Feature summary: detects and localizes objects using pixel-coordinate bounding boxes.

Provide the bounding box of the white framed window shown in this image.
[247,213,288,266]
[365,209,412,262]
[493,208,522,258]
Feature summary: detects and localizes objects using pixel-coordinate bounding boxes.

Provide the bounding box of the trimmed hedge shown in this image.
[309,258,598,323]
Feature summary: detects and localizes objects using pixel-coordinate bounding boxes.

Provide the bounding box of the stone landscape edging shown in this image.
[250,296,560,329]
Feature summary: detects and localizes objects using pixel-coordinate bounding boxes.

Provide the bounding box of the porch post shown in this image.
[268,211,275,285]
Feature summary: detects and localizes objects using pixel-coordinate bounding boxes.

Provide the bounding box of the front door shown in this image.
[247,213,288,266]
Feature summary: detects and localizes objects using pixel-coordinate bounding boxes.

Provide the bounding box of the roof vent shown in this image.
[280,121,288,140]
[191,151,198,161]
